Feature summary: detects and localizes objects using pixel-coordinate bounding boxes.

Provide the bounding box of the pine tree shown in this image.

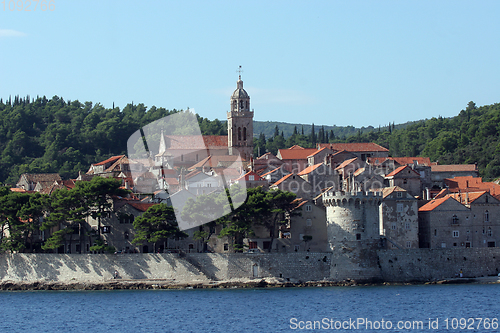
[310,123,316,146]
[274,125,279,138]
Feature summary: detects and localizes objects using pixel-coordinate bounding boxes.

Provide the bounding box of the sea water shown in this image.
[0,283,498,332]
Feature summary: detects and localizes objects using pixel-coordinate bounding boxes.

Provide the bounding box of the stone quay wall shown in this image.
[0,248,499,285]
[377,247,500,282]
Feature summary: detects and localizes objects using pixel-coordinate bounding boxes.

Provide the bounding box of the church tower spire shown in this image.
[227,66,254,160]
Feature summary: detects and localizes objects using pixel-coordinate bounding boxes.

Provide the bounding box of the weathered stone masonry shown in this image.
[0,249,498,284]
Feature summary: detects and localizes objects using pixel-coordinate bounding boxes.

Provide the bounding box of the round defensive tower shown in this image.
[322,190,383,282]
[323,190,382,248]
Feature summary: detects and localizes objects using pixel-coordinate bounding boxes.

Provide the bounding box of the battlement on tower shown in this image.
[323,190,382,198]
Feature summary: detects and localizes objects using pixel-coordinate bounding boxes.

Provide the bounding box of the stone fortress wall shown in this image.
[0,249,499,285]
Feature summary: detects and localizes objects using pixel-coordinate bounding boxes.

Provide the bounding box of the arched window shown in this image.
[238,127,241,141]
[243,127,247,141]
[246,101,249,109]
[485,210,489,223]
[240,100,244,109]
[233,100,237,111]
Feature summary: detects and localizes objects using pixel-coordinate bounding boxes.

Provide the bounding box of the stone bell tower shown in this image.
[227,66,254,160]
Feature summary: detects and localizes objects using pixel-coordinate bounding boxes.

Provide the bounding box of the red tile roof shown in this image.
[185,170,202,180]
[368,157,431,166]
[431,164,478,172]
[385,165,420,178]
[447,191,488,204]
[381,186,407,198]
[20,173,62,183]
[272,173,294,187]
[307,147,327,157]
[234,170,264,182]
[334,157,358,170]
[318,142,389,152]
[277,148,318,160]
[261,166,282,177]
[93,155,125,166]
[444,176,500,196]
[127,202,157,212]
[419,196,455,212]
[297,163,323,176]
[161,169,178,178]
[256,152,279,160]
[164,135,227,150]
[189,155,245,170]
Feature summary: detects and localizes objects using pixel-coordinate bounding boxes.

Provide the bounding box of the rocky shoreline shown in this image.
[1,276,498,291]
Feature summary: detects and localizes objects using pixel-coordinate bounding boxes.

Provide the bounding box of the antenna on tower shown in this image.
[236,65,243,79]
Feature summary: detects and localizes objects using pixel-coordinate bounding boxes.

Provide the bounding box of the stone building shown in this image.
[379,186,419,249]
[430,164,479,187]
[285,199,328,252]
[271,174,314,199]
[277,145,319,173]
[307,147,333,167]
[384,165,421,198]
[418,191,500,249]
[297,162,339,196]
[317,142,389,161]
[16,173,62,191]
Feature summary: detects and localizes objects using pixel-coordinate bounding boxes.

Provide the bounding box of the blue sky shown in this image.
[1,0,499,128]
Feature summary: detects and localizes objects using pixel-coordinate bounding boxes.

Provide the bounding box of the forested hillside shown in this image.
[254,102,500,180]
[1,96,499,184]
[362,101,500,180]
[0,95,226,184]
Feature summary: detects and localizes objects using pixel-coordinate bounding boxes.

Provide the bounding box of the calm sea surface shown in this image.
[0,283,498,333]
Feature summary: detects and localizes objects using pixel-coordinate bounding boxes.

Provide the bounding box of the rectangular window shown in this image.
[397,203,403,212]
[306,219,312,227]
[102,226,111,233]
[391,223,396,230]
[248,241,257,249]
[294,245,300,251]
[397,192,403,198]
[406,241,411,248]
[263,241,271,250]
[249,175,255,181]
[405,222,410,230]
[453,230,459,238]
[441,242,446,248]
[305,205,312,212]
[223,243,229,251]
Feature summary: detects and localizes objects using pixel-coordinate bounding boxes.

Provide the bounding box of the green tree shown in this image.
[132,204,187,253]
